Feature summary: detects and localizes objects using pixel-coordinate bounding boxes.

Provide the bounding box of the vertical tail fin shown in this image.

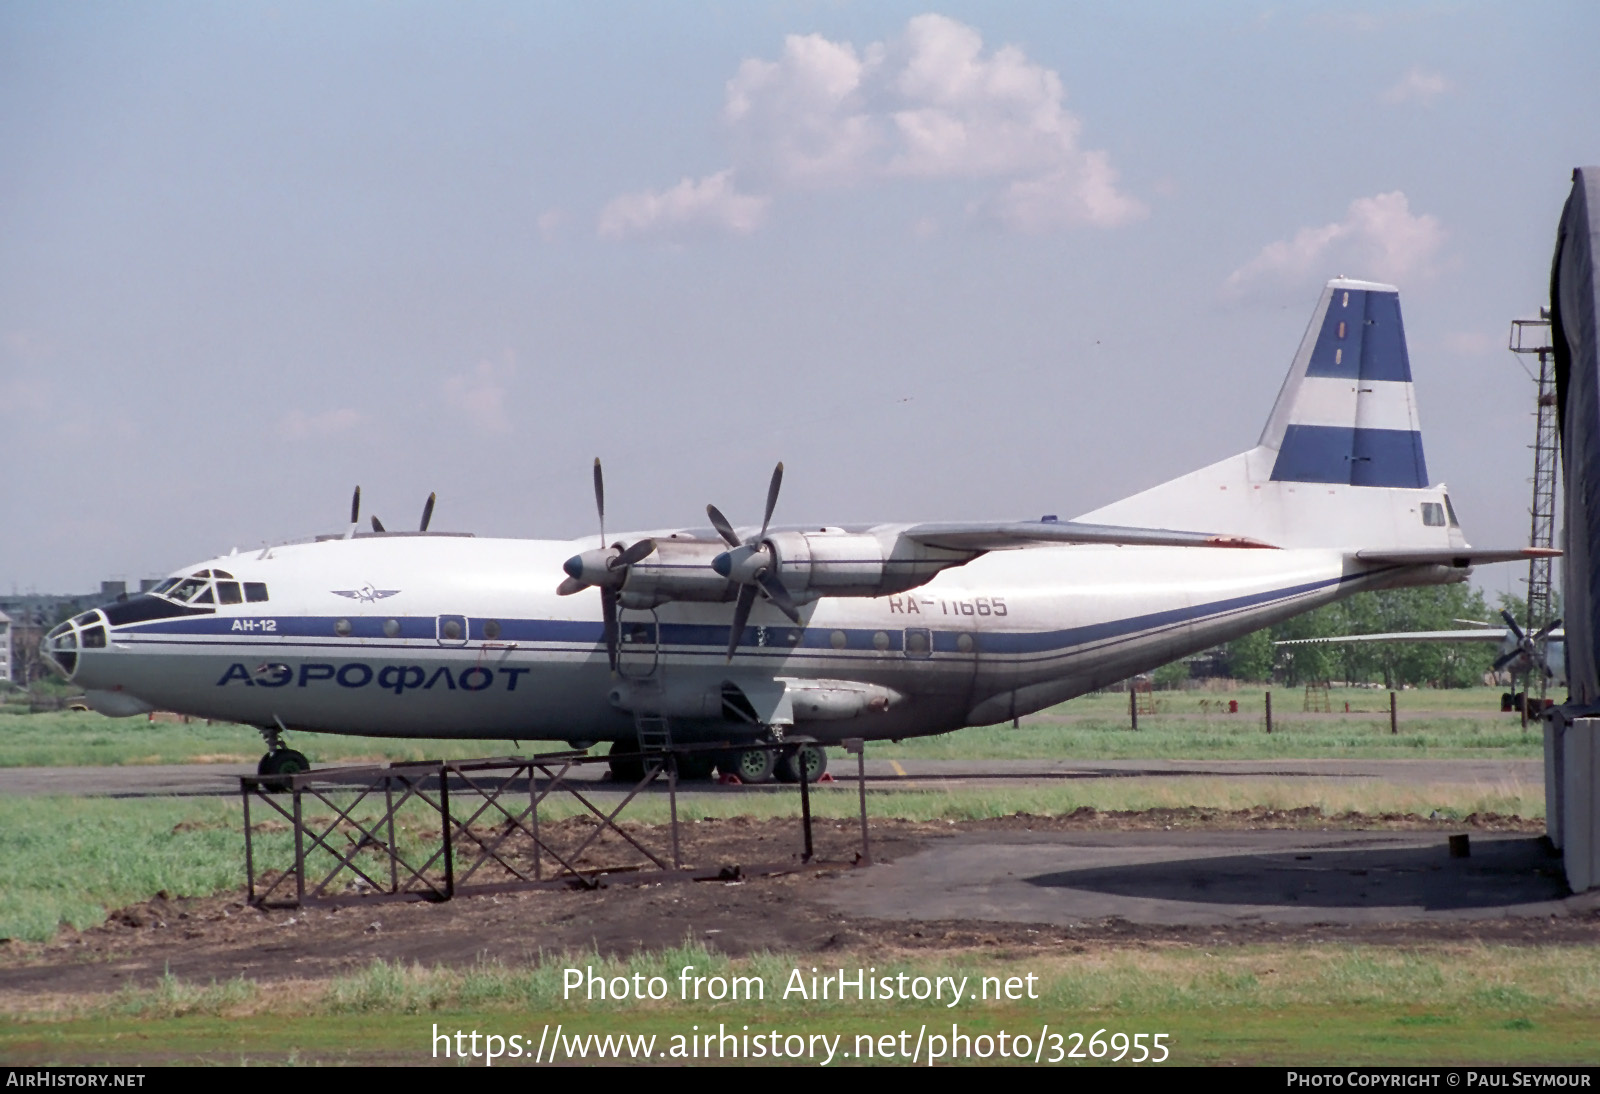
[1259,278,1428,488]
[1076,277,1460,550]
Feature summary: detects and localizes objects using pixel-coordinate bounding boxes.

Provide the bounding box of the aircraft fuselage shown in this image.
[52,532,1457,747]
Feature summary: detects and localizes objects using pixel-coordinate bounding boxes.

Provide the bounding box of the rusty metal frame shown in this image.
[241,742,869,908]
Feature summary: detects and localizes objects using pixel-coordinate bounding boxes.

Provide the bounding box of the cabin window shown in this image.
[244,583,269,603]
[383,619,401,638]
[334,618,352,637]
[482,620,502,640]
[872,630,890,651]
[1421,502,1446,527]
[830,630,848,650]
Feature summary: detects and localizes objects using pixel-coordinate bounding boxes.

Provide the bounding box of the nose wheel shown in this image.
[257,748,310,778]
[255,722,310,789]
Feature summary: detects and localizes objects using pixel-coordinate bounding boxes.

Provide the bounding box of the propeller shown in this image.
[707,461,803,660]
[556,458,656,671]
[367,492,432,535]
[345,486,362,539]
[1494,609,1563,677]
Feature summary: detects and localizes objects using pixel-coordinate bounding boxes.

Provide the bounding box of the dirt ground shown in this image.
[2,808,1596,1000]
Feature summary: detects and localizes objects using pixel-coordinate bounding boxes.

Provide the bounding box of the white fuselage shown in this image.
[58,532,1455,747]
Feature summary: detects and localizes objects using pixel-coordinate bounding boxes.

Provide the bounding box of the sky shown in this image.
[2,1,1595,598]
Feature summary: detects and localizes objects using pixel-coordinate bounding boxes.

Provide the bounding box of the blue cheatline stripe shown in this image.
[1270,424,1427,488]
[111,570,1371,663]
[1305,288,1413,383]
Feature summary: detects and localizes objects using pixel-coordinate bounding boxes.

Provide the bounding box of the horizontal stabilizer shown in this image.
[1277,629,1513,647]
[1353,546,1560,567]
[903,520,1277,552]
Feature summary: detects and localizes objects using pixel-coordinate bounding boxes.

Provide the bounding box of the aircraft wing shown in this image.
[1277,629,1513,647]
[1353,547,1560,566]
[901,520,1277,552]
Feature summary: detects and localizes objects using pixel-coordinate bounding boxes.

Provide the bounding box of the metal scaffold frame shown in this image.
[239,742,871,908]
[1511,316,1559,713]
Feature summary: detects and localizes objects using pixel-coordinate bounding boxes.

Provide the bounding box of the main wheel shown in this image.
[672,751,717,780]
[775,745,827,784]
[607,741,646,783]
[717,747,776,784]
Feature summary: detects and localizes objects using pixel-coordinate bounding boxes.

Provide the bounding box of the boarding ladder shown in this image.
[635,712,673,756]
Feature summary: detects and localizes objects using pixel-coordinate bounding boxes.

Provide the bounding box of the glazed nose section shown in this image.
[41,610,109,679]
[42,621,78,678]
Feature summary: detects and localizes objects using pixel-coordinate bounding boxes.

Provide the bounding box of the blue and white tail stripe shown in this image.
[1261,279,1428,489]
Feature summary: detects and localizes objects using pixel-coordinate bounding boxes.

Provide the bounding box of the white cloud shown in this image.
[537,208,566,240]
[443,357,514,434]
[597,171,770,240]
[601,14,1143,238]
[1381,66,1452,106]
[1225,191,1446,295]
[279,408,365,440]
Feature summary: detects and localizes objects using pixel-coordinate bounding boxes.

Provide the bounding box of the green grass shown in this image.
[0,710,555,768]
[878,686,1543,761]
[0,687,1541,768]
[5,945,1598,1065]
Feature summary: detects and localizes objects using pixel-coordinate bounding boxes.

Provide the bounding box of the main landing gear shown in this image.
[603,743,828,784]
[714,744,827,785]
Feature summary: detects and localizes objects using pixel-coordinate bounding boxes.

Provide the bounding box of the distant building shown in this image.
[0,609,11,685]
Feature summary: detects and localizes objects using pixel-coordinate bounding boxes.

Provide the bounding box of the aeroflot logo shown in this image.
[216,661,529,692]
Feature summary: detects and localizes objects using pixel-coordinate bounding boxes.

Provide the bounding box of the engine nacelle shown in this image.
[617,537,737,610]
[764,529,973,599]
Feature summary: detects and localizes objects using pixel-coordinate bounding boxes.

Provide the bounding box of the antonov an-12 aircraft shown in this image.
[42,279,1552,784]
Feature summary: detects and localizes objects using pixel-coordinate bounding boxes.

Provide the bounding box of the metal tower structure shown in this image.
[1510,314,1558,706]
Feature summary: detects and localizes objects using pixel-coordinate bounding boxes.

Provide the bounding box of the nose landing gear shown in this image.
[256,722,310,788]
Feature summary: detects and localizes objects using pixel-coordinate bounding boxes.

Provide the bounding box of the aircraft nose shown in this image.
[41,621,79,679]
[39,610,109,680]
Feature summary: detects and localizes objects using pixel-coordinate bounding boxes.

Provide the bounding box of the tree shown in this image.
[1225,628,1275,681]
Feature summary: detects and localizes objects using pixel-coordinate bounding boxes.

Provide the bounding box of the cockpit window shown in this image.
[169,578,208,602]
[192,586,215,605]
[217,581,242,605]
[152,578,179,595]
[244,582,269,603]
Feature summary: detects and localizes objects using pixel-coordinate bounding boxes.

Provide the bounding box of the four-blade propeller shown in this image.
[1494,609,1563,678]
[353,487,437,536]
[555,459,656,671]
[707,461,803,660]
